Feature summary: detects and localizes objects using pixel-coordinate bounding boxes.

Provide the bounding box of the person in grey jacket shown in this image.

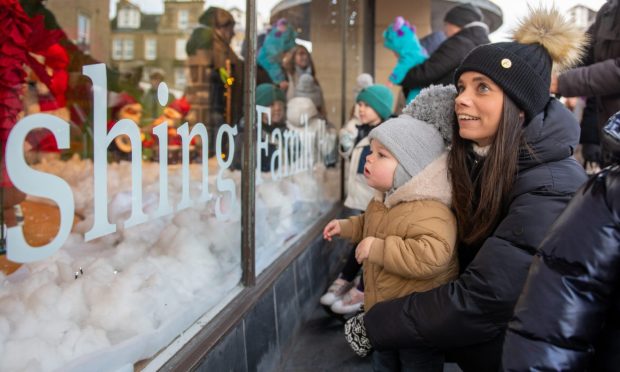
[344,7,588,371]
[400,3,490,99]
[502,111,620,372]
[551,0,620,165]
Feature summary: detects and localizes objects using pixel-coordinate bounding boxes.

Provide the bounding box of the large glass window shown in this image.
[0,0,347,370]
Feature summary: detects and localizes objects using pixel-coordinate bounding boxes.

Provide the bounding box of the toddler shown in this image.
[325,85,459,368]
[321,84,394,314]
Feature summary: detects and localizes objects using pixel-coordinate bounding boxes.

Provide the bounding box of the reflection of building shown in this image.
[568,4,597,30]
[45,0,111,62]
[110,0,205,91]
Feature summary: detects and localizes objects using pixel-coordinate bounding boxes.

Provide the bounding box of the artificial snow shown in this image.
[0,155,339,371]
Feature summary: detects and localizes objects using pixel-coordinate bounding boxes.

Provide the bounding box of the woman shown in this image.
[282,45,326,115]
[344,7,588,371]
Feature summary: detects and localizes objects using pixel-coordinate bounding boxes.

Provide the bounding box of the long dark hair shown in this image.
[448,95,525,246]
[283,45,317,81]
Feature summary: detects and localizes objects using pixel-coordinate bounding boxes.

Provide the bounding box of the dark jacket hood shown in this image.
[519,98,580,171]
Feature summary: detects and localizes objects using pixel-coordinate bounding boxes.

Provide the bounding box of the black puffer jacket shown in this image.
[363,99,587,368]
[401,23,490,98]
[502,165,620,371]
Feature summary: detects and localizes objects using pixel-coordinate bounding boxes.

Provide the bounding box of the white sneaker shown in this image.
[320,278,353,306]
[330,287,364,314]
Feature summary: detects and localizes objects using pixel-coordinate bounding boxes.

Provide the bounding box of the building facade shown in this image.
[110,0,204,92]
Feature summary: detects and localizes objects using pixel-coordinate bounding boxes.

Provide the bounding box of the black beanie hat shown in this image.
[455,42,551,121]
[454,6,588,121]
[444,3,483,28]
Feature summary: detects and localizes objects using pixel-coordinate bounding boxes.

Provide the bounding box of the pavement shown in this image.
[278,304,463,372]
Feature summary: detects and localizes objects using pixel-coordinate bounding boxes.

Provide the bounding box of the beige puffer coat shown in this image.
[338,153,458,311]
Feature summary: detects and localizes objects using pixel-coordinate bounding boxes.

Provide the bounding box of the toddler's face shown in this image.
[357,101,382,126]
[364,139,398,192]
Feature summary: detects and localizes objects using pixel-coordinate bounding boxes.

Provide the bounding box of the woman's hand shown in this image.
[355,237,375,263]
[323,220,341,241]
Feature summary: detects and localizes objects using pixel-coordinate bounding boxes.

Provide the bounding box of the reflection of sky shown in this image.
[489,0,605,41]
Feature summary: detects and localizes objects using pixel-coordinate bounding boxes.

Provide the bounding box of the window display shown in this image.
[0,0,341,370]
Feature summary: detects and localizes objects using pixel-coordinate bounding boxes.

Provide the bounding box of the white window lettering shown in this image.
[5,115,74,263]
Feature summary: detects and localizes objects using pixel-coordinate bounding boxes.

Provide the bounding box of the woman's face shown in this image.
[295,49,310,69]
[358,101,382,126]
[364,139,398,192]
[455,71,504,147]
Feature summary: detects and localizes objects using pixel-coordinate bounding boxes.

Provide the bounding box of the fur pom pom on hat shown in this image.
[369,85,455,189]
[454,6,587,121]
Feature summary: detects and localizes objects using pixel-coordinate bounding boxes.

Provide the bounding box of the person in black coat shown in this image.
[502,111,620,372]
[400,3,490,99]
[551,0,620,166]
[343,7,589,371]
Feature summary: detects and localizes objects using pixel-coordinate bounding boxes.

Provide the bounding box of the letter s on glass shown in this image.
[5,114,75,263]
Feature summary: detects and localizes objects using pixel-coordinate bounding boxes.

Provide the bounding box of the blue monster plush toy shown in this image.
[383,16,428,103]
[257,18,298,85]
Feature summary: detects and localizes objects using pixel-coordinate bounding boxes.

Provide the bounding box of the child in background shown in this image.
[326,85,459,368]
[383,16,428,103]
[320,84,394,315]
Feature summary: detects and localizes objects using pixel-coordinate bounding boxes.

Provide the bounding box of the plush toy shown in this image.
[257,18,298,85]
[383,16,428,103]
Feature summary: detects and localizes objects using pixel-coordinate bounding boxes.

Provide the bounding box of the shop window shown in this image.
[0,0,345,370]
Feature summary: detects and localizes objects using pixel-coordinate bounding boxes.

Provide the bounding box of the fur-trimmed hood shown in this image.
[375,152,451,208]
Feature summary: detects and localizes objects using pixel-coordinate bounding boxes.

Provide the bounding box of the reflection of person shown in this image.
[383,16,428,103]
[186,6,243,156]
[502,111,620,371]
[400,3,489,99]
[282,45,325,113]
[232,84,287,172]
[292,74,326,118]
[345,7,588,371]
[141,70,175,122]
[550,0,620,167]
[326,85,458,370]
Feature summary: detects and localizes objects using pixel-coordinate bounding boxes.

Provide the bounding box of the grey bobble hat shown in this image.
[369,84,456,189]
